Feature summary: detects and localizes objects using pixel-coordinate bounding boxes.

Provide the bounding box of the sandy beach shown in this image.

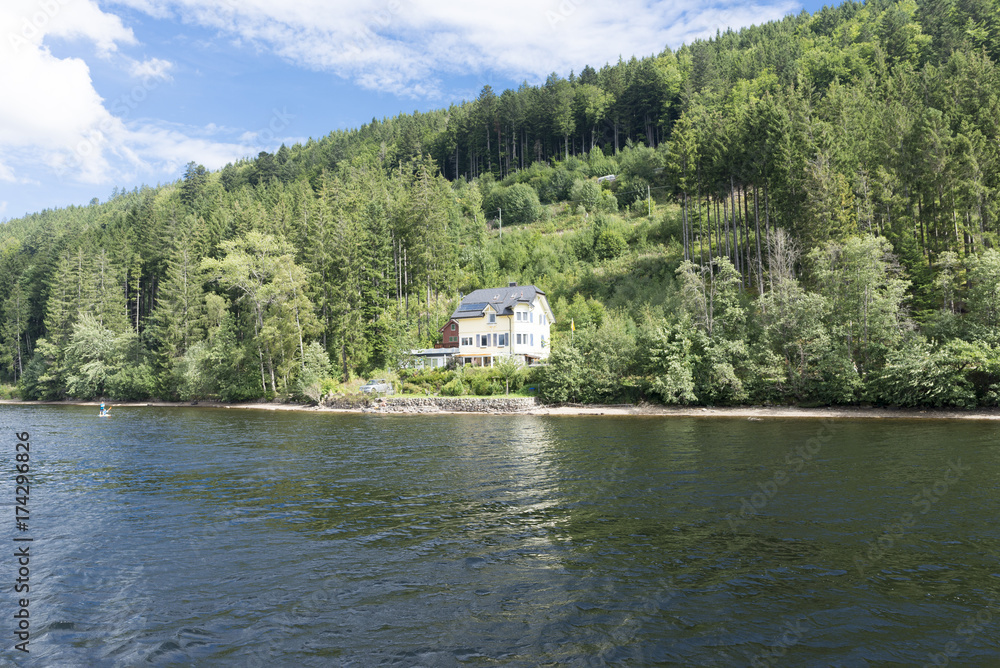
[4,398,1000,420]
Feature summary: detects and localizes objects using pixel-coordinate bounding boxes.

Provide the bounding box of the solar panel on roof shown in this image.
[458,302,488,312]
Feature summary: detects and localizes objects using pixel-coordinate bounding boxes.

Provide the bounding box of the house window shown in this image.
[530,312,534,323]
[451,323,456,331]
[488,313,496,324]
[461,337,472,346]
[449,336,458,342]
[516,333,521,345]
[492,333,498,347]
[478,334,488,347]
[540,314,546,325]
[498,333,507,347]
[541,335,546,347]
[530,334,534,346]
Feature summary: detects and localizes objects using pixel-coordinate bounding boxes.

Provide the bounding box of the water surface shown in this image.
[1,406,998,665]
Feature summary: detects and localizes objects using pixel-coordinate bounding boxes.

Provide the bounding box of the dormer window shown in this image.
[488,313,496,324]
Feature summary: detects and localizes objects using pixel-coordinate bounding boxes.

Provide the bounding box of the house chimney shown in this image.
[509,281,517,287]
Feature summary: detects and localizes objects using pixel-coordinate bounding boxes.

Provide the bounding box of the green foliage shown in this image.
[440,377,465,396]
[638,318,698,404]
[808,236,911,374]
[295,341,333,402]
[868,338,980,408]
[966,249,1000,336]
[573,313,639,402]
[398,367,456,394]
[60,315,156,400]
[8,0,1000,410]
[483,183,542,225]
[570,179,617,214]
[538,342,585,403]
[594,228,627,260]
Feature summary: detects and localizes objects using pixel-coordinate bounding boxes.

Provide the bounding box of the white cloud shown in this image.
[128,56,173,80]
[0,159,15,182]
[0,0,281,190]
[5,0,136,56]
[109,0,799,97]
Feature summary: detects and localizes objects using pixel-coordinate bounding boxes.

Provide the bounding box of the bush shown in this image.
[295,341,333,402]
[586,147,618,179]
[440,378,466,396]
[595,228,627,260]
[570,179,601,212]
[611,175,650,210]
[399,367,455,393]
[106,364,156,400]
[570,179,618,214]
[659,210,683,241]
[470,372,495,396]
[483,183,542,225]
[867,339,983,408]
[320,377,339,398]
[538,343,586,403]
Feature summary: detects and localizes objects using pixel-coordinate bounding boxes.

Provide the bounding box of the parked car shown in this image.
[359,378,393,394]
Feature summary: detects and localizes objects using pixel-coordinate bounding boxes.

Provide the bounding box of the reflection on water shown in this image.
[0,406,999,665]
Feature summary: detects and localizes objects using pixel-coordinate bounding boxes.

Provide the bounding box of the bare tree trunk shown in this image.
[753,185,764,295]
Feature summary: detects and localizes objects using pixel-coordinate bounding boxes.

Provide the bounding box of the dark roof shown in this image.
[451,285,546,320]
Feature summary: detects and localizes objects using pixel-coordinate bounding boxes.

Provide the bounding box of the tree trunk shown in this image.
[753,185,764,295]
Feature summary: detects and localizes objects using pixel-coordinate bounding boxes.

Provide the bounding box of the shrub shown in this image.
[470,373,495,396]
[440,378,466,396]
[570,179,618,214]
[594,228,627,260]
[483,183,542,225]
[538,343,585,403]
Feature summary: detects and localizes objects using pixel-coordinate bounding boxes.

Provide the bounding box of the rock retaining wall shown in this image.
[322,395,537,413]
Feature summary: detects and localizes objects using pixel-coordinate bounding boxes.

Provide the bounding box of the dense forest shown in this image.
[5,0,1000,407]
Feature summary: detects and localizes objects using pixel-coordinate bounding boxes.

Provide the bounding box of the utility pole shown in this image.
[499,208,502,239]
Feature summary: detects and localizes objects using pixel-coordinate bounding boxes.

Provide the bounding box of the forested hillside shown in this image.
[5,0,1000,407]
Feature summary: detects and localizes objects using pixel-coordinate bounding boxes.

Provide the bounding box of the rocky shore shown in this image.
[324,395,537,414]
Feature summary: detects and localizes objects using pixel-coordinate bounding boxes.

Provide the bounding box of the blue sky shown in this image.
[0,0,829,220]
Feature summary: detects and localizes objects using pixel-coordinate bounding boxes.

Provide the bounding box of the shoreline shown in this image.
[3,398,1000,421]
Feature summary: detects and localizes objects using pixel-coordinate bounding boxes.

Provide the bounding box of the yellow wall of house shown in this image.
[455,296,553,360]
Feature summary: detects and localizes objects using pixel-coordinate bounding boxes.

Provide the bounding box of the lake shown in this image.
[1,406,998,666]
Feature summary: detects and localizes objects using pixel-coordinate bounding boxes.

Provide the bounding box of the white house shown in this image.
[439,282,554,367]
